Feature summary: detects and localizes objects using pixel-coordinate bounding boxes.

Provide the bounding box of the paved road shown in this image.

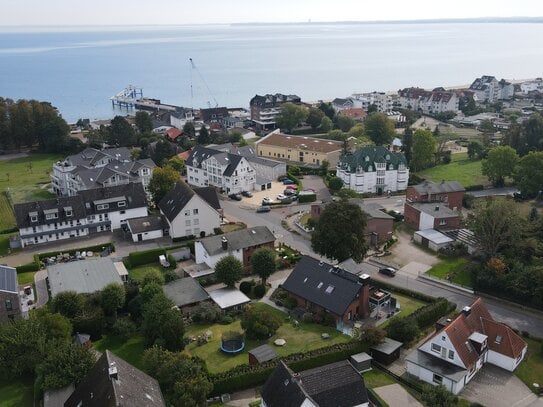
[469,187,519,198]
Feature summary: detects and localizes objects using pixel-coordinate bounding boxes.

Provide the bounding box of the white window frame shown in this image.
[431,343,441,353]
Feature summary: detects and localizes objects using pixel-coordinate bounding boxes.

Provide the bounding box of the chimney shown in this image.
[435,205,440,211]
[333,265,339,273]
[358,274,370,318]
[109,365,118,380]
[292,373,302,384]
[462,306,471,316]
[221,236,228,250]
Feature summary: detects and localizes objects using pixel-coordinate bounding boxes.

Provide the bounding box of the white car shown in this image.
[276,194,287,200]
[262,196,272,204]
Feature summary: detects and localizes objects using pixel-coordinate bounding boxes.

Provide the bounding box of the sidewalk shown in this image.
[34,269,49,307]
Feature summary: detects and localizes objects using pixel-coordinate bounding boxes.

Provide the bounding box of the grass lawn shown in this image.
[427,257,472,287]
[221,223,246,233]
[127,263,164,283]
[94,335,146,370]
[185,303,351,374]
[363,369,396,388]
[0,378,34,407]
[0,193,16,232]
[379,292,427,328]
[0,232,16,256]
[515,337,543,394]
[17,271,36,285]
[417,152,488,188]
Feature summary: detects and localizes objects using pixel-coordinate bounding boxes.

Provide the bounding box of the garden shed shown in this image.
[248,344,277,365]
[370,337,403,365]
[208,287,251,312]
[349,352,372,372]
[414,229,454,252]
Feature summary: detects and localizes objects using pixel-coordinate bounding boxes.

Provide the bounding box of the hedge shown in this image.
[16,262,40,273]
[410,297,456,329]
[124,247,166,269]
[371,279,435,303]
[465,184,485,191]
[298,193,317,203]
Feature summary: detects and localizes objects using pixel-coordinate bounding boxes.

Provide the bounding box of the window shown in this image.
[448,350,455,360]
[30,215,38,222]
[433,374,443,385]
[431,343,442,353]
[184,210,191,216]
[65,210,73,217]
[193,219,199,226]
[439,219,447,226]
[120,210,125,215]
[117,201,126,207]
[193,209,199,215]
[5,299,12,311]
[325,285,335,294]
[317,282,323,289]
[185,229,192,236]
[96,204,109,210]
[45,213,58,220]
[495,335,502,344]
[185,220,191,226]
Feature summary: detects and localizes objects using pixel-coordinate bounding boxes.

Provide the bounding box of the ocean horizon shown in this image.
[1,21,542,122]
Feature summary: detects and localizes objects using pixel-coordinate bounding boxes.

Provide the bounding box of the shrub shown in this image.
[213,227,224,235]
[465,184,485,191]
[126,248,166,268]
[141,269,165,287]
[167,254,177,269]
[386,317,420,343]
[221,315,234,325]
[239,281,252,296]
[463,193,476,209]
[253,285,266,298]
[302,312,313,323]
[16,262,40,273]
[192,302,221,323]
[283,297,298,310]
[298,193,317,203]
[164,270,179,283]
[111,318,137,340]
[241,305,282,340]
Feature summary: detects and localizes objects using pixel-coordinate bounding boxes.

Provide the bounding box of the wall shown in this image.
[405,187,463,211]
[366,218,394,244]
[403,204,421,229]
[419,212,436,230]
[406,361,464,394]
[243,241,275,269]
[130,229,163,243]
[194,241,244,269]
[248,160,287,182]
[337,167,408,194]
[419,333,467,369]
[487,348,526,372]
[166,195,221,239]
[108,207,148,230]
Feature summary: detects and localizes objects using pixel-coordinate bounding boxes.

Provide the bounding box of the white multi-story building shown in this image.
[337,146,409,194]
[469,75,514,103]
[249,93,301,130]
[397,88,459,114]
[519,78,543,94]
[351,91,395,112]
[51,147,155,198]
[186,146,256,194]
[14,183,148,248]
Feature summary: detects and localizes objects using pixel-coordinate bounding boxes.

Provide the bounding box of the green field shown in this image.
[417,152,488,188]
[515,337,543,394]
[0,378,34,407]
[427,257,472,287]
[17,271,36,285]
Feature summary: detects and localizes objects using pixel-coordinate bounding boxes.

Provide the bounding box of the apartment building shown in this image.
[397,87,459,114]
[250,93,302,130]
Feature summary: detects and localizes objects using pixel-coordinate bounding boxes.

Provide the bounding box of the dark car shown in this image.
[241,191,253,198]
[284,188,297,196]
[256,206,271,213]
[378,267,397,277]
[283,178,296,185]
[229,194,242,201]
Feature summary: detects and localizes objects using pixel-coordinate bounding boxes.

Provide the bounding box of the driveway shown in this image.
[300,175,331,202]
[387,228,440,269]
[373,384,422,407]
[461,365,542,407]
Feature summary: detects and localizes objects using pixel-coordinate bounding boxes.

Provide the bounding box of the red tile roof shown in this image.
[481,318,527,359]
[177,149,192,160]
[340,108,367,120]
[165,128,182,141]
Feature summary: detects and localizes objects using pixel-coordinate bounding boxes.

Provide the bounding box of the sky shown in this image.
[2,0,543,26]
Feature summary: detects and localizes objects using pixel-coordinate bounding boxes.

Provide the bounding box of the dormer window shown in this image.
[64,206,73,217]
[66,210,73,217]
[96,204,109,210]
[29,211,38,223]
[117,201,126,208]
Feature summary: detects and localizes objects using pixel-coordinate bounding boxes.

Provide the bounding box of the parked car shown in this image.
[241,191,253,197]
[285,185,298,190]
[262,197,272,204]
[278,175,288,182]
[378,267,397,277]
[276,194,287,200]
[283,178,296,185]
[229,194,242,201]
[256,206,271,213]
[284,189,297,196]
[303,188,316,193]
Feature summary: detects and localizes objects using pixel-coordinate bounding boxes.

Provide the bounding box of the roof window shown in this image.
[325,285,335,294]
[495,335,502,344]
[317,282,323,289]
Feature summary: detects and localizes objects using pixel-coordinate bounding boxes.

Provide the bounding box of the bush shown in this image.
[283,297,298,310]
[111,318,137,340]
[16,262,40,273]
[239,281,252,296]
[302,312,313,323]
[463,193,476,209]
[241,305,282,340]
[164,270,179,283]
[213,227,224,235]
[386,317,420,343]
[126,248,166,268]
[253,285,266,298]
[221,315,233,325]
[192,302,221,323]
[465,184,485,191]
[167,254,177,269]
[298,193,317,203]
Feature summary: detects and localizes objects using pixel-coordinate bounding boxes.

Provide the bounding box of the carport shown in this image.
[414,229,454,252]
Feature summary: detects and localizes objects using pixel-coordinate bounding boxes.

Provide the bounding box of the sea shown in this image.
[1,22,543,122]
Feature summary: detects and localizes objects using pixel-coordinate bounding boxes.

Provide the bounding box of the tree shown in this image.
[386,317,420,343]
[241,305,282,339]
[167,156,185,173]
[142,293,185,351]
[420,384,458,407]
[348,124,365,139]
[107,116,136,146]
[142,269,166,287]
[320,116,333,132]
[135,111,153,133]
[100,283,126,320]
[276,103,308,132]
[466,198,524,258]
[364,112,396,145]
[402,127,413,163]
[197,126,212,145]
[478,119,495,134]
[111,318,137,340]
[151,139,176,165]
[522,113,543,153]
[250,247,276,285]
[318,102,336,120]
[355,326,385,347]
[515,151,543,197]
[467,141,484,160]
[148,166,181,206]
[215,255,243,287]
[311,200,368,262]
[336,115,355,132]
[328,176,344,192]
[51,291,85,319]
[306,107,325,129]
[410,129,437,171]
[182,121,196,139]
[482,146,519,187]
[31,308,72,343]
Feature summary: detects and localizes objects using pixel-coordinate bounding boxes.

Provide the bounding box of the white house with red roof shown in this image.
[406,298,527,395]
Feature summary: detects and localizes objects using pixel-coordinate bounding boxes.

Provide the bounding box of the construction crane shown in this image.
[189,58,219,109]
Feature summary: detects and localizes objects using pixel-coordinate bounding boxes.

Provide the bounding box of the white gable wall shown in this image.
[419,332,466,368]
[487,347,526,372]
[194,241,243,269]
[165,195,221,239]
[406,361,465,395]
[419,212,436,230]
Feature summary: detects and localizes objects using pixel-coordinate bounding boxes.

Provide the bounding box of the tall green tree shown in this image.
[402,127,413,164]
[514,151,543,197]
[142,293,185,351]
[348,124,365,139]
[51,291,85,319]
[215,255,243,287]
[250,247,276,285]
[420,384,458,407]
[151,139,176,165]
[107,116,136,146]
[328,176,344,192]
[31,308,72,343]
[318,102,336,120]
[482,146,519,187]
[522,113,543,153]
[197,126,212,145]
[467,141,484,160]
[410,129,437,171]
[311,200,368,262]
[182,121,196,139]
[276,103,308,132]
[336,115,355,132]
[148,166,181,206]
[100,283,126,320]
[306,107,325,129]
[167,156,185,173]
[320,116,333,132]
[241,305,282,340]
[364,112,395,145]
[135,111,153,133]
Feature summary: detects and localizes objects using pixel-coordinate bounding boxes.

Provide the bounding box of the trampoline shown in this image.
[220,331,245,354]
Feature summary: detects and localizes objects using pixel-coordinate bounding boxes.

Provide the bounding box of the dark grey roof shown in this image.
[299,360,369,407]
[0,265,17,293]
[339,146,408,173]
[371,337,403,355]
[158,181,220,222]
[349,199,394,220]
[163,277,210,308]
[186,145,245,177]
[282,256,363,316]
[249,344,278,363]
[65,350,165,407]
[44,384,75,407]
[73,333,91,346]
[220,153,243,177]
[261,361,311,407]
[250,94,301,108]
[408,202,459,218]
[197,143,283,168]
[15,183,147,229]
[197,226,274,256]
[127,215,164,234]
[64,147,132,167]
[406,349,467,383]
[412,180,465,194]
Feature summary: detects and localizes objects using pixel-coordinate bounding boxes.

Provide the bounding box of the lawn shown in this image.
[363,369,396,388]
[94,335,146,370]
[417,152,488,188]
[0,232,16,256]
[0,153,61,203]
[184,303,351,374]
[0,193,16,232]
[515,337,543,394]
[0,378,34,407]
[221,222,246,233]
[17,271,36,285]
[427,257,472,287]
[379,292,427,328]
[127,263,164,283]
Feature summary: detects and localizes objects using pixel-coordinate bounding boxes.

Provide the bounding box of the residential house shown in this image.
[65,350,165,407]
[519,78,543,95]
[406,298,527,395]
[281,256,371,333]
[164,127,182,142]
[469,75,514,103]
[185,145,256,194]
[47,258,124,298]
[163,277,210,314]
[261,360,369,407]
[332,97,354,112]
[397,87,459,114]
[250,93,302,130]
[339,108,367,122]
[51,147,155,197]
[255,131,344,167]
[404,202,461,231]
[351,91,395,113]
[15,183,148,248]
[158,181,221,240]
[200,107,229,123]
[126,215,165,242]
[0,265,21,322]
[406,181,465,211]
[195,226,275,269]
[336,146,409,194]
[169,109,196,130]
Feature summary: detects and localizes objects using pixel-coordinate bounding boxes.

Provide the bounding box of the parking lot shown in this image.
[234,181,290,207]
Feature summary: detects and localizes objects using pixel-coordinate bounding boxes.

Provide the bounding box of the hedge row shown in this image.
[464,184,485,191]
[298,193,317,203]
[370,279,435,303]
[210,342,366,395]
[410,297,456,330]
[124,247,166,269]
[16,262,40,273]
